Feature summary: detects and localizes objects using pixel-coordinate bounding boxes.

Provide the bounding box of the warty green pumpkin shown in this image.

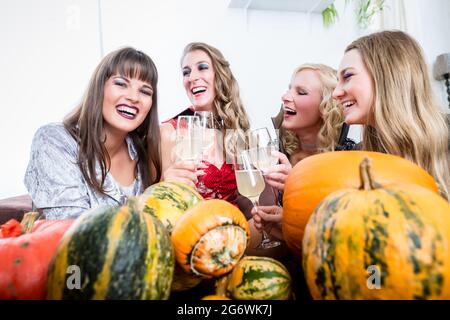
[303,158,450,300]
[46,201,174,300]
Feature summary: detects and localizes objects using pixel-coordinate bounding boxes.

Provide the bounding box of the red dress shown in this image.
[163,108,238,205]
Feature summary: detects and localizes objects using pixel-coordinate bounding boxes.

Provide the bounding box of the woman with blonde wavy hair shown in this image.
[160,42,250,205]
[333,30,449,200]
[249,63,354,250]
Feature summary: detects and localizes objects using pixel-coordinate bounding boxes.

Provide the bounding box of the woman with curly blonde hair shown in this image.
[160,42,251,205]
[249,63,354,251]
[259,63,354,192]
[279,63,353,158]
[333,30,449,200]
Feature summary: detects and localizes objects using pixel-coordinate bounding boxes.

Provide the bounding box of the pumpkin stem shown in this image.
[215,275,229,298]
[20,212,40,234]
[360,157,376,191]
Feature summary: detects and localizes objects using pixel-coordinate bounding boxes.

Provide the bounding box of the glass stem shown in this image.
[252,199,269,241]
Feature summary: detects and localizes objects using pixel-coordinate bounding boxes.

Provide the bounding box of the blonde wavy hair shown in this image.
[346,30,450,200]
[181,42,250,158]
[281,63,345,156]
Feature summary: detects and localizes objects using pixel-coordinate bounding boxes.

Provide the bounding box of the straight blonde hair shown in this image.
[346,30,449,199]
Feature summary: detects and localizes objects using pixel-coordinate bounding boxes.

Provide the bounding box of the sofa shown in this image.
[0,194,32,224]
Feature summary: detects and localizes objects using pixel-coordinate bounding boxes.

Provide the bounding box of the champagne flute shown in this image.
[249,127,278,149]
[249,127,282,248]
[249,127,280,172]
[194,111,215,194]
[175,116,202,162]
[234,151,280,249]
[247,145,279,175]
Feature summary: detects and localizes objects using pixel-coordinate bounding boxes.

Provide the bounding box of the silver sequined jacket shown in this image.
[24,123,144,220]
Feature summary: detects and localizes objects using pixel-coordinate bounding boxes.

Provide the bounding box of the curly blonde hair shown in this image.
[346,30,449,200]
[181,42,250,158]
[281,63,345,156]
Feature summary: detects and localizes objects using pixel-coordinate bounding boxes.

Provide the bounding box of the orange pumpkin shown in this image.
[283,151,440,258]
[0,213,73,299]
[171,200,249,278]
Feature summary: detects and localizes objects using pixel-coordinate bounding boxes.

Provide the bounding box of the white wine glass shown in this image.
[194,111,215,194]
[247,145,279,176]
[175,116,202,162]
[249,127,278,150]
[250,126,282,202]
[234,150,281,249]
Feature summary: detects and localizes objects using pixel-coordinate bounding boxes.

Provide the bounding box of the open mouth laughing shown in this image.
[284,106,297,116]
[116,104,139,120]
[191,86,207,97]
[342,100,356,108]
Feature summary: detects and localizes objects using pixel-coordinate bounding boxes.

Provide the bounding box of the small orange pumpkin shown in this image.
[283,151,440,258]
[171,199,249,278]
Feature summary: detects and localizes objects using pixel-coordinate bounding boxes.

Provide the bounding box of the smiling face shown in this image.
[102,74,153,136]
[281,69,323,133]
[181,49,216,111]
[333,49,375,126]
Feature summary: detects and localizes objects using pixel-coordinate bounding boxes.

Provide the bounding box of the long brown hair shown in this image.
[64,47,161,194]
[346,30,449,199]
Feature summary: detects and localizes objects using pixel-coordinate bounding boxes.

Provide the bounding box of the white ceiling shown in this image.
[228,0,334,13]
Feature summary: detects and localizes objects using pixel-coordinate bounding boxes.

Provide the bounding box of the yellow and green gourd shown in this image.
[303,158,450,299]
[46,200,174,300]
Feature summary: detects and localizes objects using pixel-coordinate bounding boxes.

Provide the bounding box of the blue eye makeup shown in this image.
[182,68,191,76]
[198,63,210,70]
[114,80,126,87]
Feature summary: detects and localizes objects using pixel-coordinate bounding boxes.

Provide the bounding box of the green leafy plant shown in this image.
[322,3,339,28]
[322,0,386,28]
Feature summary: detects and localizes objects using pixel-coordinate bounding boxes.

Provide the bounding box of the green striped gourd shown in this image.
[46,202,174,300]
[216,256,291,300]
[135,181,203,234]
[303,158,450,299]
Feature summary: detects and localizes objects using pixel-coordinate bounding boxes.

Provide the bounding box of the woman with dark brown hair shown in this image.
[24,47,162,219]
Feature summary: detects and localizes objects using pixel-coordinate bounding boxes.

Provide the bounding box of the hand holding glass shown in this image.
[234,151,281,249]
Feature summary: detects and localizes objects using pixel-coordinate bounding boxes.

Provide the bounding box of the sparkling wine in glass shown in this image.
[175,116,202,162]
[193,111,216,194]
[234,150,281,249]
